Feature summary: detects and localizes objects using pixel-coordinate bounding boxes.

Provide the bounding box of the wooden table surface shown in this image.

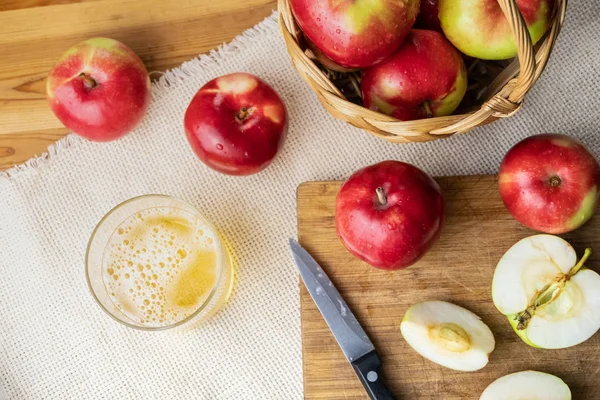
[0,0,276,171]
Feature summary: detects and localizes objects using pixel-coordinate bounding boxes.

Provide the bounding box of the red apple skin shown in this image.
[499,134,600,234]
[306,38,357,73]
[46,38,151,142]
[289,0,420,69]
[415,0,442,32]
[184,73,287,176]
[361,30,467,121]
[335,161,445,270]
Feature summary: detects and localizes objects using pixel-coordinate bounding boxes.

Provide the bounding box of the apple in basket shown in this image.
[184,72,288,176]
[305,38,356,73]
[361,30,467,121]
[289,0,420,69]
[499,134,600,234]
[46,38,152,141]
[335,160,445,270]
[439,0,555,60]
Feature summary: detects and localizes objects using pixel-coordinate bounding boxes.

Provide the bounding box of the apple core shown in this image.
[428,323,471,352]
[515,248,591,330]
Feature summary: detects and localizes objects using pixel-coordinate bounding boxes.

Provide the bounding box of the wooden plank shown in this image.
[297,175,600,399]
[0,0,100,12]
[0,0,276,170]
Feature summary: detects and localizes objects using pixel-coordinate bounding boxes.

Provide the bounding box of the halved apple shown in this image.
[492,234,600,349]
[400,301,495,371]
[480,370,571,400]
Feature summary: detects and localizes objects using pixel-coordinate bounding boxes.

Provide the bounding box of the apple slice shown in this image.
[480,370,571,400]
[400,301,495,371]
[492,235,600,349]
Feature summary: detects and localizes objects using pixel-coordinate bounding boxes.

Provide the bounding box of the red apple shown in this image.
[335,160,445,270]
[439,0,555,60]
[361,29,467,121]
[184,73,287,176]
[46,38,151,142]
[305,38,356,73]
[289,0,420,69]
[415,0,442,32]
[499,134,600,234]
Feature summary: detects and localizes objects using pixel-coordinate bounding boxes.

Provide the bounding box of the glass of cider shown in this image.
[86,195,234,331]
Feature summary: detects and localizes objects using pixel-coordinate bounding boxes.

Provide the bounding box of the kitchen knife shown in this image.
[289,239,396,400]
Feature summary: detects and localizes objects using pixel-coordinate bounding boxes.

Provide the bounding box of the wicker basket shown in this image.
[278,0,567,143]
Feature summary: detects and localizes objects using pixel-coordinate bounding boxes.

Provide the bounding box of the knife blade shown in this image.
[289,239,396,400]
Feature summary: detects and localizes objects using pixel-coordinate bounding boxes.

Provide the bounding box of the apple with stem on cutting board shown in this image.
[184,72,288,176]
[439,0,555,60]
[335,160,445,270]
[361,29,467,121]
[46,38,152,142]
[289,0,420,69]
[499,134,600,234]
[492,235,600,349]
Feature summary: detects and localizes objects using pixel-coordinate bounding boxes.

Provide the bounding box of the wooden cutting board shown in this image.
[297,175,600,399]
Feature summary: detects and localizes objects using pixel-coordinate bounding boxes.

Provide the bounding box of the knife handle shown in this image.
[351,351,397,400]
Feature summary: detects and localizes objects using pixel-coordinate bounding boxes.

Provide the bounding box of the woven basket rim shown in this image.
[278,0,567,143]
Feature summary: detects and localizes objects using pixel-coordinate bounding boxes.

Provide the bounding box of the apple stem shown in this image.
[548,176,562,187]
[423,101,433,118]
[236,107,251,121]
[79,73,97,90]
[570,248,592,277]
[376,187,387,207]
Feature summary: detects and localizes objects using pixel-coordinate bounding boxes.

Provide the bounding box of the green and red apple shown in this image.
[335,160,444,270]
[480,371,571,400]
[289,0,420,69]
[361,29,467,121]
[47,38,151,141]
[401,301,495,371]
[492,235,600,349]
[439,0,555,60]
[499,134,600,234]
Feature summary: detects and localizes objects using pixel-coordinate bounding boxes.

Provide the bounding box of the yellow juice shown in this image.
[94,202,233,329]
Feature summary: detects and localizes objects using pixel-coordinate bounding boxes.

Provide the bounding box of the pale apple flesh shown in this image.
[400,301,495,371]
[47,38,151,141]
[361,30,467,121]
[492,235,600,349]
[439,0,555,60]
[480,370,571,400]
